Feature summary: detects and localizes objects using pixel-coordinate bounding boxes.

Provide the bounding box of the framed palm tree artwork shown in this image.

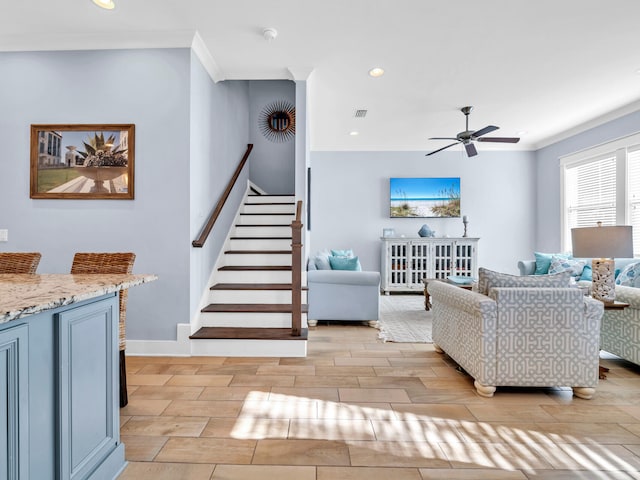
[30,124,135,199]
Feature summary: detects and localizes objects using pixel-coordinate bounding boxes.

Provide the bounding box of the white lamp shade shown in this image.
[571,225,633,259]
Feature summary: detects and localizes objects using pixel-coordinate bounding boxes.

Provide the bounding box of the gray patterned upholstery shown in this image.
[599,284,640,366]
[477,267,571,295]
[428,280,604,399]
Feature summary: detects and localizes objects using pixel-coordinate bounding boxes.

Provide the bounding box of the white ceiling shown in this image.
[3,0,640,153]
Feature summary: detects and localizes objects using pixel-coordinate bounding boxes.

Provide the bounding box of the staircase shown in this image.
[189,193,308,357]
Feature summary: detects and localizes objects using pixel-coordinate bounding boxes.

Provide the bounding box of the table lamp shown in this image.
[571,223,633,303]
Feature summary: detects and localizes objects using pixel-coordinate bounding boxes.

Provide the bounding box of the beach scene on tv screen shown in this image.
[390,177,460,218]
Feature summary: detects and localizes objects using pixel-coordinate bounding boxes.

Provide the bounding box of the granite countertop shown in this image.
[0,273,157,324]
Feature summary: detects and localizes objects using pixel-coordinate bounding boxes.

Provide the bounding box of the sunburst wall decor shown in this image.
[259,100,296,143]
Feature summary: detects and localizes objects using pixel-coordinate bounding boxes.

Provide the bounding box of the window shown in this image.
[561,132,640,256]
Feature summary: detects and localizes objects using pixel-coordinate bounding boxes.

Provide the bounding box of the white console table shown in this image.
[380,237,479,294]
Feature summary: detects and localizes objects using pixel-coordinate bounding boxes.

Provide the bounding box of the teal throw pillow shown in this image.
[329,255,362,271]
[579,265,592,281]
[615,262,640,287]
[534,252,570,275]
[331,249,354,258]
[548,255,586,278]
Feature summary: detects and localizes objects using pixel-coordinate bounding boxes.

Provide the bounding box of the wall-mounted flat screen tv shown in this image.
[390,177,460,218]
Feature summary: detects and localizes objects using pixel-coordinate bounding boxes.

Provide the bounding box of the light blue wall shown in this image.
[189,51,250,320]
[535,110,640,252]
[248,80,296,193]
[310,150,536,275]
[0,48,250,343]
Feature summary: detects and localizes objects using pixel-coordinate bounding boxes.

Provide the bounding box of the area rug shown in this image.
[375,294,432,343]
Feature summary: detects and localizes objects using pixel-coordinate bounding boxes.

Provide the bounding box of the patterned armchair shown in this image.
[428,270,604,399]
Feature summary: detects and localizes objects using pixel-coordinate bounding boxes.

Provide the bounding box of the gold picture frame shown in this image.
[30,124,135,199]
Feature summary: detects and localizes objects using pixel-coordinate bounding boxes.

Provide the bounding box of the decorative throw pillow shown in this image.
[331,249,355,258]
[329,255,362,271]
[579,264,592,281]
[615,262,640,288]
[313,250,332,270]
[534,252,570,275]
[548,255,586,278]
[477,267,572,296]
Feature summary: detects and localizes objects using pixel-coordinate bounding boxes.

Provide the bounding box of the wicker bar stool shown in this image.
[70,252,136,407]
[0,252,42,273]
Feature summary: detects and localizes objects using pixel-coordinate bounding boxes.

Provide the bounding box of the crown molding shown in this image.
[191,31,225,83]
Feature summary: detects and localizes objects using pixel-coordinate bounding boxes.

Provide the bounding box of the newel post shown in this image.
[291,201,303,336]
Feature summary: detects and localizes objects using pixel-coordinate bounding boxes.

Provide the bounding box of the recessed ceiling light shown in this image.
[349,131,359,136]
[92,0,115,9]
[368,67,385,78]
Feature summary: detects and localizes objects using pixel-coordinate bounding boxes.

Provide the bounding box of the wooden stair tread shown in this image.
[218,265,291,271]
[236,224,291,227]
[201,303,308,313]
[224,250,292,254]
[230,236,292,240]
[210,283,308,291]
[240,213,295,216]
[190,327,308,341]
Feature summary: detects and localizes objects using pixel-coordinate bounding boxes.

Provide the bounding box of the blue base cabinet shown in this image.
[0,293,125,480]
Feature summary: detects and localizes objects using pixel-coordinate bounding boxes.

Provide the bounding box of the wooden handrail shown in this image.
[291,200,303,336]
[192,144,253,248]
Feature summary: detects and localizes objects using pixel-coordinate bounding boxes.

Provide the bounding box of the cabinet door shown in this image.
[454,241,477,276]
[0,323,29,480]
[432,241,454,279]
[387,241,409,287]
[57,295,119,480]
[409,241,430,286]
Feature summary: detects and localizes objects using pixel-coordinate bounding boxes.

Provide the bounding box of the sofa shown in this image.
[519,256,640,366]
[306,250,380,326]
[428,269,604,399]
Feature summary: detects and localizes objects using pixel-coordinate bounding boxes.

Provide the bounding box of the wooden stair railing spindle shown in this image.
[291,200,303,336]
[192,144,253,248]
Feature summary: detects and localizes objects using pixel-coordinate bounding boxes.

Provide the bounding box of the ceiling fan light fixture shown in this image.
[92,0,115,9]
[368,67,385,78]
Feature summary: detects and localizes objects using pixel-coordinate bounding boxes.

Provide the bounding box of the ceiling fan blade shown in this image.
[476,137,520,143]
[429,137,459,141]
[465,143,478,157]
[472,125,499,138]
[426,142,459,156]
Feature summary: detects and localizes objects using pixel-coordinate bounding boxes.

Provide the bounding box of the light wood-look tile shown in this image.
[155,437,256,464]
[162,399,243,417]
[121,435,168,461]
[166,374,233,387]
[120,416,209,437]
[211,465,316,480]
[118,319,640,479]
[252,439,350,465]
[118,462,214,480]
[347,440,450,468]
[318,466,423,480]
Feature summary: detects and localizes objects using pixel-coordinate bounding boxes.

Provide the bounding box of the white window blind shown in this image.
[629,148,640,255]
[565,155,616,229]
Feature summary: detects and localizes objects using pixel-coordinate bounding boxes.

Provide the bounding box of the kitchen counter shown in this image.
[0,272,157,479]
[0,273,157,323]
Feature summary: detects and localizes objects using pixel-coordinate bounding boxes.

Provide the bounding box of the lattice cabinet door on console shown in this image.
[380,237,479,294]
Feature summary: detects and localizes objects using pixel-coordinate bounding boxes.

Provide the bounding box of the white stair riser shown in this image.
[216,270,292,283]
[238,214,295,225]
[234,226,291,237]
[200,312,307,328]
[224,254,292,266]
[191,339,307,357]
[246,195,295,204]
[229,238,292,250]
[243,204,295,214]
[209,290,307,304]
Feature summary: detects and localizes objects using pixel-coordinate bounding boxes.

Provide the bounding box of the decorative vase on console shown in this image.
[418,224,435,237]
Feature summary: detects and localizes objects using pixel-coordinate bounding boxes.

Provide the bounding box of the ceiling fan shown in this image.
[426,106,520,157]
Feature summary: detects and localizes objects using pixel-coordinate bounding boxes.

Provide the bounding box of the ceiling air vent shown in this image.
[354,109,368,118]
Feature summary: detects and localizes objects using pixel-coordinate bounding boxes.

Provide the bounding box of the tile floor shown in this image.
[118,322,640,479]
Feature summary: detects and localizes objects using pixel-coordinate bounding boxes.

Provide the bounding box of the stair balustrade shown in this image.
[291,200,303,336]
